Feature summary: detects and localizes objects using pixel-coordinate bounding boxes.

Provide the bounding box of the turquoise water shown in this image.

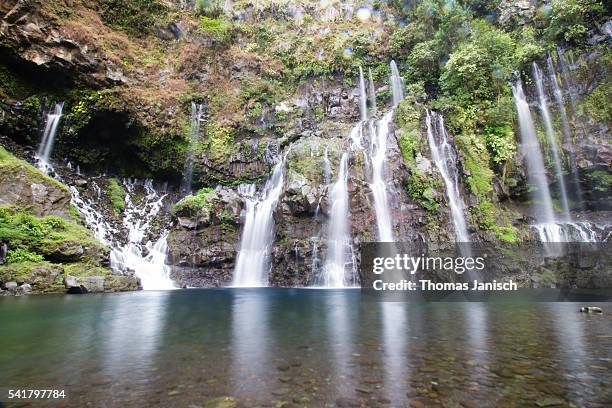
[0,289,611,407]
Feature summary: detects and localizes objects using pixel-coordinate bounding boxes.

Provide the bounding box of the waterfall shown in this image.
[233,159,285,287]
[532,62,571,221]
[70,179,176,290]
[358,67,368,121]
[368,67,377,114]
[512,80,559,240]
[370,110,395,242]
[36,102,64,173]
[322,153,355,287]
[547,55,585,211]
[323,146,333,185]
[547,56,573,149]
[390,60,404,106]
[181,102,204,195]
[426,110,470,243]
[532,221,605,243]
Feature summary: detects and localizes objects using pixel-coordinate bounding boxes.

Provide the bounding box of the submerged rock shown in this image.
[580,306,603,314]
[203,397,238,408]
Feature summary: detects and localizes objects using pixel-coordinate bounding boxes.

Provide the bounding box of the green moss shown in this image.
[199,16,232,41]
[407,172,441,212]
[584,169,612,192]
[205,123,238,162]
[172,188,215,213]
[582,80,611,123]
[0,206,106,265]
[470,201,519,243]
[0,146,69,193]
[99,0,169,38]
[0,261,60,287]
[63,263,111,277]
[107,178,126,214]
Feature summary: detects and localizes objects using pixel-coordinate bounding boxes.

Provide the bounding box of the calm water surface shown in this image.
[0,289,611,407]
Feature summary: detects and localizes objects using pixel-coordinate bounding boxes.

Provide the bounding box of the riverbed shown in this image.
[1,289,611,407]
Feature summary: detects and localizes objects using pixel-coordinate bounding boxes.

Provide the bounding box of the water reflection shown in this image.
[325,289,355,397]
[99,292,169,397]
[230,289,272,403]
[380,302,408,404]
[0,291,610,407]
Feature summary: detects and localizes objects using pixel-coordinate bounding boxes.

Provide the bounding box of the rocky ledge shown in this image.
[0,145,140,295]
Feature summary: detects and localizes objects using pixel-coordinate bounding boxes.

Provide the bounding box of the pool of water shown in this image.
[0,289,611,407]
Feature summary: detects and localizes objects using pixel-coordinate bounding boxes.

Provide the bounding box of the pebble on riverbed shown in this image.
[580,307,603,313]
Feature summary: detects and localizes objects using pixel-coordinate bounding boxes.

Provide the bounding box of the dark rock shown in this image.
[336,397,362,407]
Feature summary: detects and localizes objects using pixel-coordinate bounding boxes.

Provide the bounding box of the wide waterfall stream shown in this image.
[233,159,286,287]
[70,179,175,290]
[533,62,571,221]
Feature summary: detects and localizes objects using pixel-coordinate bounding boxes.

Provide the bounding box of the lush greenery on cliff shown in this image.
[0,0,610,247]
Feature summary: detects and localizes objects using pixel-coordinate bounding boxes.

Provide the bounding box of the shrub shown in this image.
[99,0,168,38]
[6,248,44,264]
[544,0,606,44]
[199,16,232,41]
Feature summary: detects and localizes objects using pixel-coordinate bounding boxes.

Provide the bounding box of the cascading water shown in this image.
[533,62,571,221]
[368,67,377,114]
[181,102,204,195]
[113,180,175,290]
[367,61,406,242]
[370,110,395,242]
[233,159,285,287]
[70,179,176,290]
[547,56,573,150]
[547,55,585,211]
[512,80,560,242]
[36,102,64,173]
[358,67,368,121]
[389,60,404,106]
[323,146,333,186]
[426,110,470,243]
[322,153,355,287]
[514,76,599,245]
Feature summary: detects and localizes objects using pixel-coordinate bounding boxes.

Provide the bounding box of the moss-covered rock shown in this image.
[0,146,71,217]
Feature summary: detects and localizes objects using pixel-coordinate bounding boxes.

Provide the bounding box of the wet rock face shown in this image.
[0,156,71,217]
[0,1,127,86]
[167,187,243,287]
[64,274,140,293]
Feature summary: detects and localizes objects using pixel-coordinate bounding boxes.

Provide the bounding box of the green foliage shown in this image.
[6,248,45,264]
[99,0,168,38]
[406,171,441,212]
[582,81,612,122]
[407,40,442,86]
[195,0,223,17]
[172,188,214,213]
[544,0,606,44]
[107,178,126,214]
[470,201,519,243]
[199,16,232,41]
[0,206,104,264]
[584,170,612,192]
[204,122,237,162]
[484,124,517,164]
[398,130,420,164]
[440,20,516,106]
[514,27,545,67]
